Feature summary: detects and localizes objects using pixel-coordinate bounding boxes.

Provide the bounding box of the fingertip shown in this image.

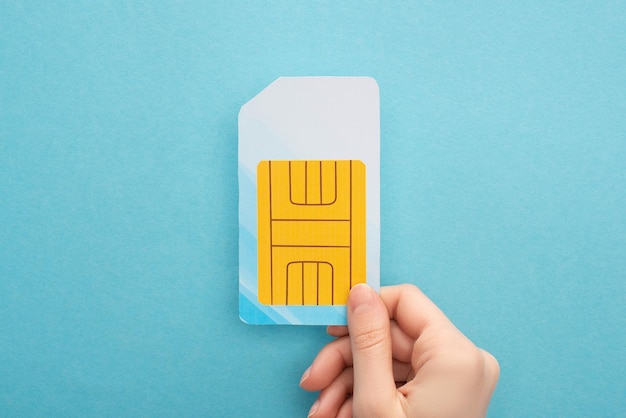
[299,365,312,387]
[307,399,319,417]
[327,325,349,337]
[348,283,378,315]
[300,336,353,391]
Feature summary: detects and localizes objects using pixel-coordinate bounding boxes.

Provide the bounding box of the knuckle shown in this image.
[397,283,419,294]
[448,346,501,388]
[436,343,486,375]
[351,324,387,352]
[482,349,501,381]
[457,347,486,371]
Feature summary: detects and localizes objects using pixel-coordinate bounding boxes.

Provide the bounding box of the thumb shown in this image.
[347,284,397,415]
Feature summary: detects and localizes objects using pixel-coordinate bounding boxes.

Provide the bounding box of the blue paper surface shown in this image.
[1,1,625,417]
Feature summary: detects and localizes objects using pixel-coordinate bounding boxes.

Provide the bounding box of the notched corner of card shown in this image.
[238,77,380,325]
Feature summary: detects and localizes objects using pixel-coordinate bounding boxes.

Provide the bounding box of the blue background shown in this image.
[1,1,624,417]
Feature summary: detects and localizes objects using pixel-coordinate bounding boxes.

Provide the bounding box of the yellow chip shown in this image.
[257,160,366,305]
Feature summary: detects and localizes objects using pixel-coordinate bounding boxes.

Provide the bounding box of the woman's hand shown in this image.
[300,284,500,418]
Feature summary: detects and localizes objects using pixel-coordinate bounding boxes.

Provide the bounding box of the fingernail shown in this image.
[349,284,376,315]
[307,399,320,417]
[299,365,311,386]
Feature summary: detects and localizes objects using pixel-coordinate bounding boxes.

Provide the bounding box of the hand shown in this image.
[299,284,499,418]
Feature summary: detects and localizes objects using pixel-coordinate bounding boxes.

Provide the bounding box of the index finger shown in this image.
[380,284,453,339]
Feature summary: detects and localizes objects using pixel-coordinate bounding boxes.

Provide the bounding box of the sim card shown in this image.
[238,77,380,325]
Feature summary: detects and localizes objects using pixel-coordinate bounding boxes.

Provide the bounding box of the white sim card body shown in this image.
[238,77,380,325]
